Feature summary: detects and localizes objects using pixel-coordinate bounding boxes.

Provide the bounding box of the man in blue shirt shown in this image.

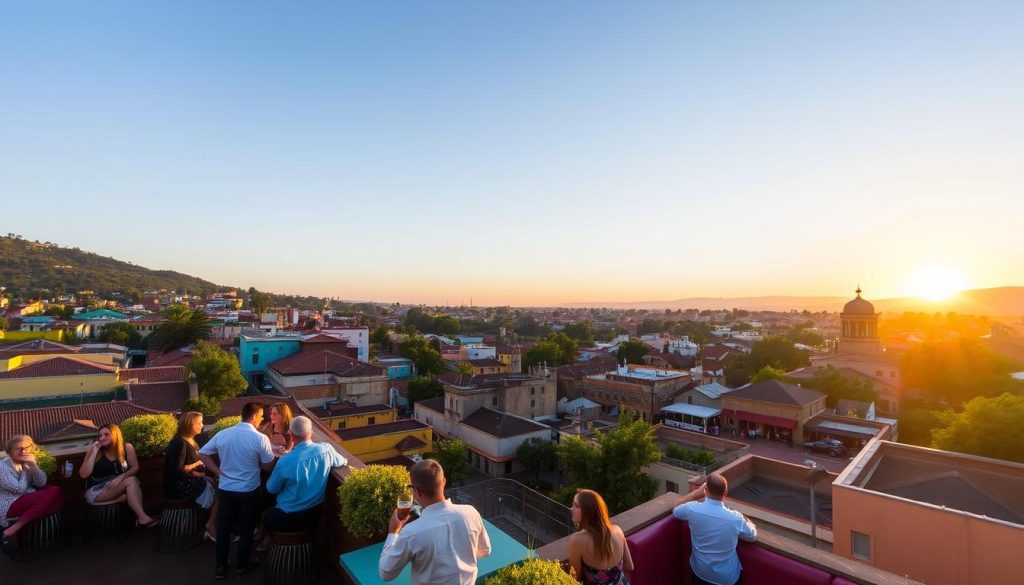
[259,416,347,549]
[673,474,757,585]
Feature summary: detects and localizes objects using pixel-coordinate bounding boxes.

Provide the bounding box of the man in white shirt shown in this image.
[199,402,277,580]
[379,459,491,584]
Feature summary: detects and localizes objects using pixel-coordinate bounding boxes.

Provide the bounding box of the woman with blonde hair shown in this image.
[79,423,158,527]
[569,489,633,585]
[260,402,293,454]
[1,435,64,555]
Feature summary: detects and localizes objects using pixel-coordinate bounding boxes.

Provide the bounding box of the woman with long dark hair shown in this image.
[568,489,634,585]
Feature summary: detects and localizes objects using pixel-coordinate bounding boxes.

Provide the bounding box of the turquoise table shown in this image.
[339,520,531,584]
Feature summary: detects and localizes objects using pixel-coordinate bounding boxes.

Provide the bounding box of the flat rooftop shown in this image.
[731,476,834,527]
[840,440,1024,526]
[336,418,429,440]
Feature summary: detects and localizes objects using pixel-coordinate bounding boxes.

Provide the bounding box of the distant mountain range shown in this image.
[563,287,1024,317]
[0,235,222,296]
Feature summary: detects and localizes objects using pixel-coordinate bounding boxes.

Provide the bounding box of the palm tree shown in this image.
[148,304,212,353]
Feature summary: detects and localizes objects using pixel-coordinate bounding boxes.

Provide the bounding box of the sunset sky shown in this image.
[2,2,1022,306]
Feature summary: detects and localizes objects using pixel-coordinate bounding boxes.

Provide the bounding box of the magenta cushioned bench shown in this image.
[625,513,833,585]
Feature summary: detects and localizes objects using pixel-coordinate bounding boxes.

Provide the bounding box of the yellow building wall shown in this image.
[0,330,65,343]
[323,409,396,430]
[0,373,120,401]
[341,427,432,463]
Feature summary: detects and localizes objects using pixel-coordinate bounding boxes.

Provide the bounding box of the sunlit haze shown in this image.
[2,2,1023,305]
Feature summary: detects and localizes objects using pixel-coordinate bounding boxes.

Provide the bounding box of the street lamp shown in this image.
[804,460,829,549]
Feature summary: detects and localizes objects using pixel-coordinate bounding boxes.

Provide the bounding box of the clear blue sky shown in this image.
[2,2,1022,305]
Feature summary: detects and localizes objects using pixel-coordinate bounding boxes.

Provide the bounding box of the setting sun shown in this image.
[904,265,969,302]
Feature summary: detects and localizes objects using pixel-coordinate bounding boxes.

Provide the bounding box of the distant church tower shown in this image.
[838,287,881,355]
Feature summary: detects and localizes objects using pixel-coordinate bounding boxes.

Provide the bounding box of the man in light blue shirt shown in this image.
[673,474,757,585]
[259,416,347,549]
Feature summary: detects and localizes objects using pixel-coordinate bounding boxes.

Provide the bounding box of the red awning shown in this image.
[722,409,796,429]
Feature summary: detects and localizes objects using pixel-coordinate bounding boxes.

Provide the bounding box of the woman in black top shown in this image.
[164,411,219,538]
[79,423,158,527]
[164,411,207,501]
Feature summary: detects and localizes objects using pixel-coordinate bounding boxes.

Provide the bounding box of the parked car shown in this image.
[803,439,847,457]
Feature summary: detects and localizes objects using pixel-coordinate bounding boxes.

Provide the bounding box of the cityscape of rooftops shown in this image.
[1,3,1023,585]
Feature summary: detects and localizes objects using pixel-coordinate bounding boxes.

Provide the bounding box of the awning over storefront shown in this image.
[722,409,797,429]
[806,419,879,440]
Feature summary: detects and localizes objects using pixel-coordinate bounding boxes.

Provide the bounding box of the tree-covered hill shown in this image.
[0,234,222,297]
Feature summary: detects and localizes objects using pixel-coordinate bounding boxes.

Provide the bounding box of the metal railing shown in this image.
[447,478,574,549]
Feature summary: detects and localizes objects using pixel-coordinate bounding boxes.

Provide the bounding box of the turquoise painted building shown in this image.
[238,334,303,380]
[375,357,415,379]
[73,308,129,321]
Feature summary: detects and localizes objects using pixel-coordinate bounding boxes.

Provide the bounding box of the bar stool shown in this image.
[83,501,133,544]
[6,511,70,562]
[263,530,320,585]
[156,499,204,553]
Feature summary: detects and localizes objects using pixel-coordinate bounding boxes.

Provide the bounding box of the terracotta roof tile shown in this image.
[460,408,548,438]
[268,350,383,378]
[127,381,190,412]
[0,356,117,379]
[0,402,167,444]
[119,366,186,384]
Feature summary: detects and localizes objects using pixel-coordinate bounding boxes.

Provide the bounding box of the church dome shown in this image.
[843,288,875,315]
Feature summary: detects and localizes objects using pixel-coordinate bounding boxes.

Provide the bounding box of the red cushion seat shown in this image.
[737,540,832,585]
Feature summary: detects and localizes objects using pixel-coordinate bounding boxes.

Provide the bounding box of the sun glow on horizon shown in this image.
[904,264,969,302]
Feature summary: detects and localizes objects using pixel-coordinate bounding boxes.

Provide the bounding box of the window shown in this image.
[505,461,513,475]
[890,370,896,378]
[687,396,693,404]
[666,481,679,494]
[367,417,376,425]
[875,370,883,377]
[251,351,259,365]
[531,387,535,395]
[531,399,535,408]
[492,396,498,407]
[337,421,347,430]
[851,531,872,560]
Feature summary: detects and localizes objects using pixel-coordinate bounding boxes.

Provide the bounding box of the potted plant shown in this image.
[120,413,178,458]
[210,416,240,437]
[337,465,410,540]
[484,558,578,585]
[30,444,57,478]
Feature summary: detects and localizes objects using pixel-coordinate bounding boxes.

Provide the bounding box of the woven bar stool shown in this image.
[7,510,70,562]
[156,499,204,553]
[263,530,320,585]
[83,501,132,544]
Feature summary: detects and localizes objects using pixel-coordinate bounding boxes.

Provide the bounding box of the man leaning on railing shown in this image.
[673,474,756,585]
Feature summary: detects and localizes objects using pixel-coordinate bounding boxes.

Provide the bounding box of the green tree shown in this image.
[97,322,144,348]
[429,438,473,485]
[370,326,391,349]
[725,336,810,386]
[547,333,578,364]
[556,413,661,514]
[799,365,877,408]
[562,321,594,346]
[400,336,447,376]
[615,340,650,365]
[750,366,787,383]
[523,341,564,370]
[931,393,1024,463]
[638,319,666,335]
[406,376,445,406]
[895,406,947,447]
[456,362,475,376]
[900,339,1023,407]
[516,437,557,482]
[148,304,212,353]
[185,340,248,402]
[247,287,273,318]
